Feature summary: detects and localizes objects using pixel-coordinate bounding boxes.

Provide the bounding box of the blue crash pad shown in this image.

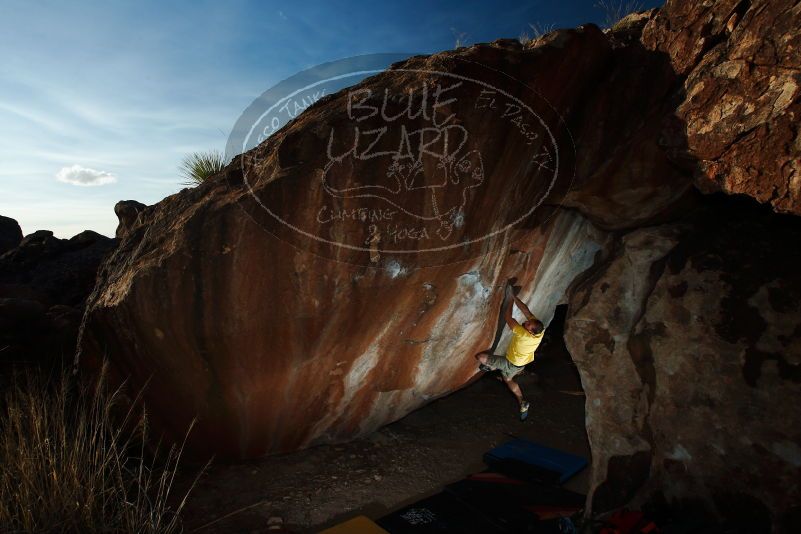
[483,439,588,485]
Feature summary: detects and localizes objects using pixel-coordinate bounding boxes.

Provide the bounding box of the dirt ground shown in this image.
[181,328,589,533]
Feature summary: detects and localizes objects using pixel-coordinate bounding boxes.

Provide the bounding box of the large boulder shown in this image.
[76,21,689,459]
[80,196,608,458]
[565,196,801,528]
[0,215,22,255]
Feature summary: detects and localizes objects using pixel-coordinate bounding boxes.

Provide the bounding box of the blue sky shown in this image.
[0,0,662,238]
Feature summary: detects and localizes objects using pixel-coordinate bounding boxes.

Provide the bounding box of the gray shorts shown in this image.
[485,354,526,381]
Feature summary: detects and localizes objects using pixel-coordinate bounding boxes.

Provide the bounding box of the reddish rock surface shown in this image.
[78,28,639,460]
[643,0,801,216]
[79,189,602,458]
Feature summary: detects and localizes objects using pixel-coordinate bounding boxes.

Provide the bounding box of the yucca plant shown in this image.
[0,364,205,533]
[180,150,226,186]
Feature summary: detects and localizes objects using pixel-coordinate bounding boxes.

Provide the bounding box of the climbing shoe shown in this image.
[519,401,530,421]
[478,363,493,372]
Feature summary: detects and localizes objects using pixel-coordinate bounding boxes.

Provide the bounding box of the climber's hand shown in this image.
[506,278,519,297]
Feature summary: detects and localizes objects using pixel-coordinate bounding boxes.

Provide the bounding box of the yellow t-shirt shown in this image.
[505,324,544,366]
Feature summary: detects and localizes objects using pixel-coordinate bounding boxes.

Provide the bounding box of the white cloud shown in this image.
[55,164,117,186]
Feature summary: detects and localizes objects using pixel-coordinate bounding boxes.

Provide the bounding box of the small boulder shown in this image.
[69,230,106,248]
[0,229,115,307]
[114,200,147,239]
[0,215,23,255]
[19,229,55,247]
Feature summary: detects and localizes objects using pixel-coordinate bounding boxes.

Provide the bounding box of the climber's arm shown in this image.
[513,295,537,322]
[503,290,520,330]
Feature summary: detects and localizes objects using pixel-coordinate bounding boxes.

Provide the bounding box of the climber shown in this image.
[475,282,545,421]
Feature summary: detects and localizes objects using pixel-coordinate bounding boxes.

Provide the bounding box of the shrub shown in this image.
[179,150,226,186]
[0,366,203,533]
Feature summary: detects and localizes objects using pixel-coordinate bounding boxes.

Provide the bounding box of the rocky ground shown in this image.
[181,320,589,533]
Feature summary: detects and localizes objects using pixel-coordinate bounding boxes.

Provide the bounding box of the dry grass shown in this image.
[451,27,469,48]
[595,0,645,28]
[519,22,556,45]
[0,366,204,533]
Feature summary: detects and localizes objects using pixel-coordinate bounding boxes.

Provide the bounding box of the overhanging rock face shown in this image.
[79,197,606,459]
[78,0,800,526]
[79,19,691,460]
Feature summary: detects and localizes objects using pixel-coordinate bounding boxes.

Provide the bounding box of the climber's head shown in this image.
[523,319,544,335]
